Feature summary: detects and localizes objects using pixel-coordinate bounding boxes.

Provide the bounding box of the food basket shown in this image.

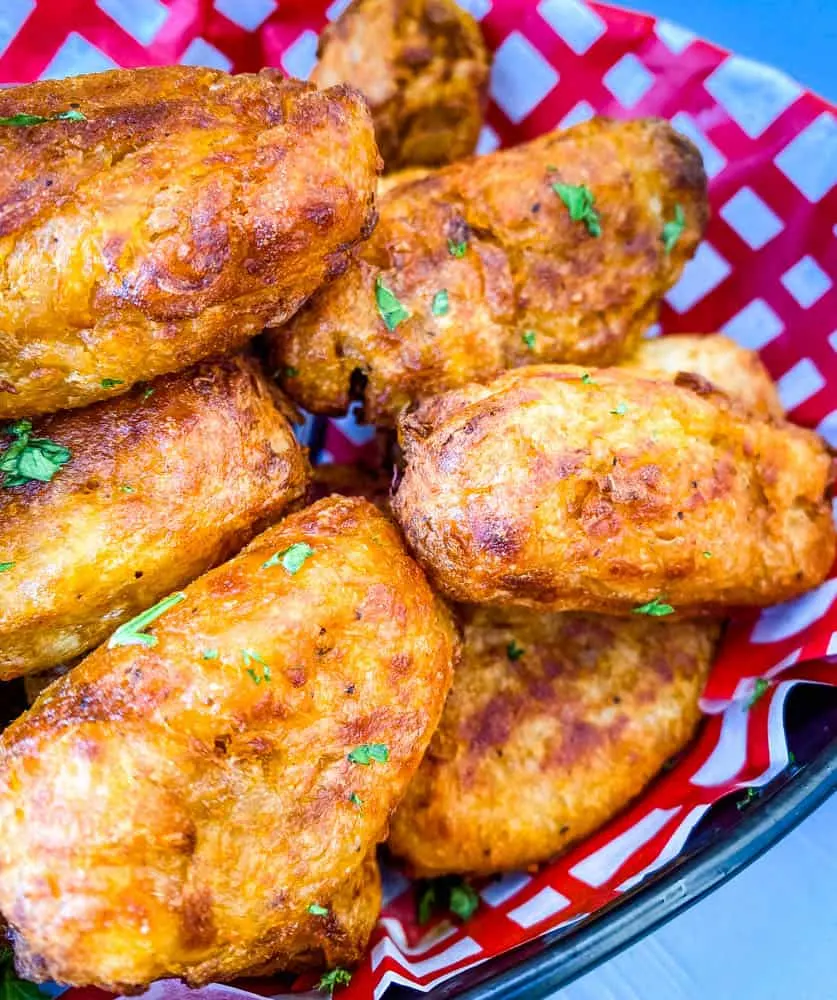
[2,1,836,997]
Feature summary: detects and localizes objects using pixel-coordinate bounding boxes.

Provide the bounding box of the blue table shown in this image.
[555,13,837,1000]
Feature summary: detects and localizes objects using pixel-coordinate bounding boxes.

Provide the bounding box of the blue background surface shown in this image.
[556,4,836,998]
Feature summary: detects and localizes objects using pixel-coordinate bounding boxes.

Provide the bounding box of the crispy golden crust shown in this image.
[0,67,379,418]
[312,0,489,171]
[0,354,309,679]
[390,609,717,875]
[393,365,836,613]
[622,334,783,419]
[0,497,457,989]
[268,118,708,426]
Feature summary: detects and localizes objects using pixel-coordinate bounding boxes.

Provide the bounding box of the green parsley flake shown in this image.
[1,420,71,488]
[417,877,480,926]
[317,968,352,995]
[142,387,155,400]
[349,791,364,810]
[447,238,467,258]
[747,677,769,708]
[552,181,601,237]
[788,751,796,765]
[101,378,124,388]
[610,402,628,416]
[703,551,712,559]
[431,289,449,316]
[284,366,299,378]
[120,484,135,494]
[522,330,537,350]
[0,109,86,127]
[263,542,314,574]
[662,204,685,254]
[108,592,185,648]
[506,640,525,661]
[308,903,329,917]
[202,649,219,660]
[348,743,389,766]
[375,277,410,331]
[0,562,14,573]
[0,946,46,1000]
[242,649,271,684]
[632,597,675,617]
[581,372,595,385]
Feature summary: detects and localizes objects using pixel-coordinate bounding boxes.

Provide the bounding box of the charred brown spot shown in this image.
[180,887,217,949]
[471,515,522,558]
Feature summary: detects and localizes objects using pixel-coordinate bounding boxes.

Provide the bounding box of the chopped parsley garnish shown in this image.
[431,289,449,316]
[120,484,135,493]
[632,597,675,617]
[747,677,769,708]
[662,204,685,254]
[202,649,219,660]
[308,903,329,917]
[610,402,628,416]
[375,276,410,331]
[284,366,299,378]
[447,238,467,258]
[142,386,155,400]
[0,946,46,1000]
[1,420,71,487]
[702,551,712,558]
[552,181,601,236]
[317,968,352,995]
[506,640,525,661]
[100,378,124,388]
[417,877,480,926]
[788,751,796,765]
[0,109,86,127]
[522,330,537,350]
[581,372,595,385]
[242,649,271,684]
[348,743,389,765]
[349,791,364,810]
[736,786,759,811]
[0,562,14,573]
[263,542,314,574]
[108,592,185,648]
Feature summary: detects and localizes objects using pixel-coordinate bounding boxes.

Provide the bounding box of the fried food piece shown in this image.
[268,118,708,426]
[0,497,457,990]
[622,333,783,418]
[0,67,379,419]
[312,0,489,171]
[390,608,718,875]
[0,354,309,679]
[393,365,835,613]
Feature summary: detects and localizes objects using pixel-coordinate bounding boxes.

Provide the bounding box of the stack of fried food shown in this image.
[0,0,833,994]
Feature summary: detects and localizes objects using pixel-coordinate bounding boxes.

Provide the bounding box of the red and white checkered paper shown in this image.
[6,1,836,997]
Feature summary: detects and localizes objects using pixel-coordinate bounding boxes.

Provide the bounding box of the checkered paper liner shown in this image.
[4,0,836,997]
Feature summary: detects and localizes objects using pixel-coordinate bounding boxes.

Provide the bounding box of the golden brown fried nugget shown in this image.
[622,333,783,418]
[0,355,309,679]
[313,0,489,171]
[0,497,457,990]
[0,67,379,419]
[390,609,717,875]
[393,365,835,613]
[269,118,708,426]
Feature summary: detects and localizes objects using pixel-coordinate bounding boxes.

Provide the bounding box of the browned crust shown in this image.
[0,354,310,677]
[0,66,379,417]
[268,117,709,426]
[392,364,835,613]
